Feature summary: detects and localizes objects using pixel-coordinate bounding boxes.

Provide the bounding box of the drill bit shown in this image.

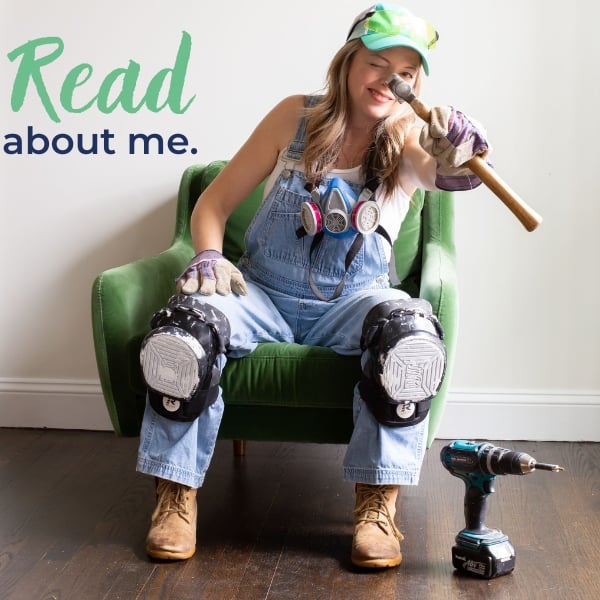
[515,453,565,474]
[534,462,564,472]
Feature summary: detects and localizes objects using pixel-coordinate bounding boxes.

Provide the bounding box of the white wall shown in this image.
[1,0,598,440]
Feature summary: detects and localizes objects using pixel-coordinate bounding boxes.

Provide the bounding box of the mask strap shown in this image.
[308,232,365,302]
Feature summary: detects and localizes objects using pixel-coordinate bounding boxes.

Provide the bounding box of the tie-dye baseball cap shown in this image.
[347,4,438,75]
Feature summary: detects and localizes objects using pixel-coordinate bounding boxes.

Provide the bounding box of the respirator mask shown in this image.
[300,177,381,238]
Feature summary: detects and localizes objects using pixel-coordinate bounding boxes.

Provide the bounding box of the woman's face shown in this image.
[346,44,421,127]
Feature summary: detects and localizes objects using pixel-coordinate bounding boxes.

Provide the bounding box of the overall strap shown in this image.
[285,95,321,161]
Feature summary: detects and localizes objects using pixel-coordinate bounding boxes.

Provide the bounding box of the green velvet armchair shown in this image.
[91,161,458,447]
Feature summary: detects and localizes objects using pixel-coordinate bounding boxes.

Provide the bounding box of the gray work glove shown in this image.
[176,249,248,296]
[420,106,491,191]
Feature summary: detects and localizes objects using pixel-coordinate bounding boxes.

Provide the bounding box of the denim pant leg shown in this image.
[343,388,428,486]
[136,281,295,488]
[302,288,429,486]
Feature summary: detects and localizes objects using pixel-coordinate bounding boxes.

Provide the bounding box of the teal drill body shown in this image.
[440,440,563,579]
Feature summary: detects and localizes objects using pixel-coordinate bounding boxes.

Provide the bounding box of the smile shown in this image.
[368,87,394,103]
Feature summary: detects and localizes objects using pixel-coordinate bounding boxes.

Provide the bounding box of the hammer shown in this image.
[386,74,542,232]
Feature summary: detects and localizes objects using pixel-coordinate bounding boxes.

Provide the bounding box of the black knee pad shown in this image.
[359,298,446,427]
[140,294,231,421]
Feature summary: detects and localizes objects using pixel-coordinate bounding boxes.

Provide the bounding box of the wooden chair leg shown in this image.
[233,440,246,457]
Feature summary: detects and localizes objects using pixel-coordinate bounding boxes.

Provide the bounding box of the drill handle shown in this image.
[464,484,491,533]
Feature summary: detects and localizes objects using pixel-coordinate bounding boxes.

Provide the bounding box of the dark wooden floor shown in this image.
[0,429,598,600]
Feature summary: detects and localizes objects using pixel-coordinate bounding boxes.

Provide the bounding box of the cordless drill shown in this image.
[440,440,564,579]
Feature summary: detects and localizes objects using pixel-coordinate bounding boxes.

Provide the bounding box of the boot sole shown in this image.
[351,554,403,568]
[146,545,196,561]
[380,336,445,402]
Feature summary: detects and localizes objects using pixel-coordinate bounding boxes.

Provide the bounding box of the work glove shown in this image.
[419,106,490,191]
[176,249,248,296]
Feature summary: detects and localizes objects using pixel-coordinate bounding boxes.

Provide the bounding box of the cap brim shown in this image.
[361,34,430,75]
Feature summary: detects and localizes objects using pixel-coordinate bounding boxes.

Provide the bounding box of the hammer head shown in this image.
[386,74,416,103]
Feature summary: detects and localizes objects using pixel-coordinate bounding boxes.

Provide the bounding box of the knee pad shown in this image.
[140,294,231,421]
[359,298,446,427]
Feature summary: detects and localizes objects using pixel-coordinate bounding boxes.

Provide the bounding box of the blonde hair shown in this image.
[303,39,420,199]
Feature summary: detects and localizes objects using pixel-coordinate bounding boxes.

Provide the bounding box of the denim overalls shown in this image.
[136,101,428,489]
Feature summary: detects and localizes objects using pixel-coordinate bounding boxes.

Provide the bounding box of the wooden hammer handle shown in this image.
[408,97,542,232]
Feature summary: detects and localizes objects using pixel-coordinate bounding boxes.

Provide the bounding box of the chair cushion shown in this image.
[222,343,361,409]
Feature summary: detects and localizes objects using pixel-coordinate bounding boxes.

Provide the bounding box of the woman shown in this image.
[137,3,488,568]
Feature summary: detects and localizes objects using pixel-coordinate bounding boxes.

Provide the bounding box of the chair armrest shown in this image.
[91,240,192,434]
[418,190,458,446]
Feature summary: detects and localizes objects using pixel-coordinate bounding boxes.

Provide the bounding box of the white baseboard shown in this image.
[438,390,599,442]
[0,379,598,441]
[0,378,113,431]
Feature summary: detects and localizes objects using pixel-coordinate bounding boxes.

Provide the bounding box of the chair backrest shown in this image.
[174,161,428,296]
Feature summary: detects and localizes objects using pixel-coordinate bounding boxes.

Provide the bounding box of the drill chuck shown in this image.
[441,441,564,476]
[510,452,564,474]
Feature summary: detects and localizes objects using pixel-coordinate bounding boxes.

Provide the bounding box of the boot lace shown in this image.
[354,485,404,540]
[152,480,193,525]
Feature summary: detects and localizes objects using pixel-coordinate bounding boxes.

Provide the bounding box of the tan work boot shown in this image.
[146,478,197,560]
[351,483,404,568]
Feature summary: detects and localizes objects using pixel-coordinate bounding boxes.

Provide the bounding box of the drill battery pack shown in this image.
[452,530,516,579]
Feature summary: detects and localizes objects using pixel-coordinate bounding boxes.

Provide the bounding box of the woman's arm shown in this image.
[400,107,491,195]
[190,94,306,253]
[396,125,438,196]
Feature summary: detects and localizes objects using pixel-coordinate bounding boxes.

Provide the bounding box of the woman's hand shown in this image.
[176,250,248,296]
[419,106,491,191]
